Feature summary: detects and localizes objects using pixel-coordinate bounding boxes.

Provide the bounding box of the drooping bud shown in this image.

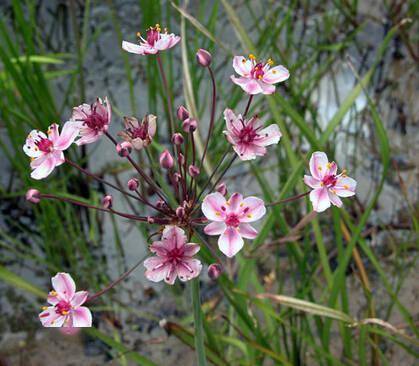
[216,182,227,196]
[102,195,113,209]
[173,172,182,182]
[127,178,139,191]
[171,133,184,145]
[182,118,197,132]
[156,200,165,209]
[176,105,189,121]
[175,206,185,218]
[116,141,132,157]
[208,263,222,280]
[188,165,200,177]
[26,189,41,204]
[196,48,212,67]
[159,149,174,169]
[178,153,185,166]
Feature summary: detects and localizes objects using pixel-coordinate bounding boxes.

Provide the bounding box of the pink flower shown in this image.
[122,24,180,55]
[23,123,79,180]
[304,152,357,212]
[144,226,202,285]
[231,55,289,95]
[39,273,92,328]
[202,192,266,257]
[223,108,281,160]
[118,115,156,150]
[69,97,111,145]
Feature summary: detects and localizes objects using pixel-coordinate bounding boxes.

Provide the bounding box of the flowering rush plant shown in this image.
[24,23,356,335]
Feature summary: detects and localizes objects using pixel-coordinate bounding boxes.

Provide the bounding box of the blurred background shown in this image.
[0,0,417,365]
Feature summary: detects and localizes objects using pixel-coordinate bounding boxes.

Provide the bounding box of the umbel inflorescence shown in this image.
[24,24,356,331]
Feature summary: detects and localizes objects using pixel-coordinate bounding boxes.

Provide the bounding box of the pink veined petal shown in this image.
[328,191,343,207]
[164,263,177,285]
[232,56,253,77]
[144,258,170,283]
[254,124,282,147]
[262,65,290,84]
[54,122,80,150]
[246,115,264,130]
[51,272,76,302]
[327,161,338,176]
[122,40,146,55]
[70,291,88,308]
[238,223,258,239]
[104,96,112,125]
[228,192,243,212]
[304,175,322,189]
[183,243,201,257]
[71,307,92,327]
[47,293,60,305]
[230,76,263,95]
[257,80,276,94]
[218,227,244,258]
[163,225,187,250]
[30,154,57,180]
[144,256,166,271]
[223,108,241,131]
[75,130,100,146]
[201,192,227,222]
[239,197,266,222]
[233,143,266,160]
[149,241,168,256]
[177,259,202,282]
[334,176,357,197]
[52,150,65,167]
[155,34,180,51]
[48,123,60,141]
[30,154,48,169]
[39,307,66,327]
[309,187,331,213]
[23,130,47,158]
[71,104,91,121]
[309,152,329,180]
[204,221,227,236]
[148,116,157,137]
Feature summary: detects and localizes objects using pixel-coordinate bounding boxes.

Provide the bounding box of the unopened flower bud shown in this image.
[127,178,139,191]
[26,189,41,204]
[173,172,182,182]
[176,105,190,121]
[208,263,222,280]
[196,48,212,67]
[182,118,197,132]
[176,206,185,218]
[172,133,184,145]
[102,195,113,209]
[147,216,155,224]
[178,153,185,166]
[159,149,174,169]
[188,165,200,177]
[156,200,165,209]
[116,141,132,157]
[216,182,227,196]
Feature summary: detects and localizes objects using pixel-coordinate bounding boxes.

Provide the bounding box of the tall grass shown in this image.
[0,0,417,365]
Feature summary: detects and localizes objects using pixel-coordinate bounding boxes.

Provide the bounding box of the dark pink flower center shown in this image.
[146,28,160,46]
[322,174,337,188]
[130,122,149,140]
[82,109,107,132]
[251,63,265,80]
[55,300,71,315]
[36,138,53,152]
[238,125,258,144]
[166,247,185,264]
[225,213,241,227]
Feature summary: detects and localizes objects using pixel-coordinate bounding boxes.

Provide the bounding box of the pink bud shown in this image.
[208,263,222,280]
[159,149,174,169]
[116,141,132,157]
[177,105,190,121]
[127,178,139,191]
[26,189,41,204]
[178,153,185,166]
[173,172,182,182]
[188,165,200,177]
[147,216,155,224]
[176,206,185,218]
[102,195,113,209]
[196,48,212,67]
[172,133,184,145]
[216,182,227,196]
[182,118,198,132]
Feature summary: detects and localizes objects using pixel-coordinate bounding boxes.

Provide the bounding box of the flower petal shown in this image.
[334,176,357,197]
[309,187,331,212]
[239,197,266,222]
[54,122,79,150]
[257,80,276,94]
[231,76,263,95]
[71,307,92,327]
[70,291,88,308]
[183,243,201,257]
[309,152,329,180]
[155,34,180,51]
[30,155,57,180]
[204,221,227,236]
[233,143,266,160]
[238,223,258,239]
[218,227,244,257]
[122,40,146,55]
[228,192,243,212]
[162,225,187,250]
[51,272,76,302]
[328,191,343,207]
[254,124,281,146]
[232,56,252,77]
[144,257,169,283]
[39,307,65,327]
[304,175,322,189]
[202,192,227,221]
[177,259,202,282]
[262,65,290,84]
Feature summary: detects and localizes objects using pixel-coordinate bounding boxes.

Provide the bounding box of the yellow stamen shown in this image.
[247,214,252,218]
[49,290,57,296]
[343,185,349,189]
[327,162,332,169]
[257,75,263,79]
[136,32,141,37]
[272,70,277,74]
[240,203,244,207]
[318,166,322,171]
[242,58,246,63]
[30,157,35,161]
[267,58,274,65]
[215,212,221,216]
[249,53,256,60]
[62,310,69,315]
[41,306,48,310]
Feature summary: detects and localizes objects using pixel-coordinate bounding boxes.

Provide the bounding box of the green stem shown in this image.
[191,278,207,366]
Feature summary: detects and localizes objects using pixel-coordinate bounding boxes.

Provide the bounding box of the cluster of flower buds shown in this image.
[22,24,358,331]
